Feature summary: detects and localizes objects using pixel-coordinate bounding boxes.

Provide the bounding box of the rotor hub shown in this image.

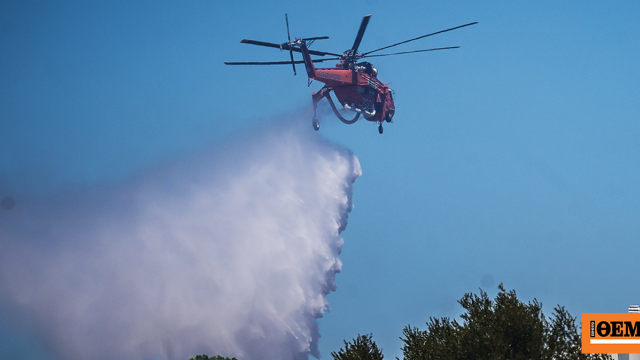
[341,49,364,62]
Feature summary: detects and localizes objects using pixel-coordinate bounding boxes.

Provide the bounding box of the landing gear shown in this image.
[312,118,320,131]
[384,109,394,123]
[378,124,383,134]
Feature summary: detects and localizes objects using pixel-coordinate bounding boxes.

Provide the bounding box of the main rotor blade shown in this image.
[363,22,478,55]
[240,39,342,57]
[352,14,371,52]
[362,46,460,58]
[224,58,340,65]
[302,36,329,41]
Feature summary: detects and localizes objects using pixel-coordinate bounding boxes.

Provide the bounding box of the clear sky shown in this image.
[1,1,640,359]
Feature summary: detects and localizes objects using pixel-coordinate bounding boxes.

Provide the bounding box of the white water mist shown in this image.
[0,119,361,360]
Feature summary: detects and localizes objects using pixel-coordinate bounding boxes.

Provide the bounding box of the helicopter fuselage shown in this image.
[298,40,395,128]
[313,67,395,122]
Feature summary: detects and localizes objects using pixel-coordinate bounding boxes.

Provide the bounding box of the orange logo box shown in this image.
[582,313,640,354]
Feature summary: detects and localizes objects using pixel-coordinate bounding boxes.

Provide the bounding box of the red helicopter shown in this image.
[225,15,476,134]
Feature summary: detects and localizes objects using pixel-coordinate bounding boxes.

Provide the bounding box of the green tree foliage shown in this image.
[187,355,238,360]
[399,284,611,360]
[332,333,384,360]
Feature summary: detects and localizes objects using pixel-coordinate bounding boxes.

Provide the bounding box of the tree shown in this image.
[399,284,610,360]
[332,333,384,360]
[188,355,238,360]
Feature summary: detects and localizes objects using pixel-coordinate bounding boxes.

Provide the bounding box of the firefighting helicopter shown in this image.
[225,15,477,134]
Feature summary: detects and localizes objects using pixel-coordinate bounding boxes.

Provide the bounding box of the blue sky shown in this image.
[1,1,640,359]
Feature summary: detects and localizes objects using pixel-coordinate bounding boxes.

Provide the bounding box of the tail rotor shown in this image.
[285,14,296,75]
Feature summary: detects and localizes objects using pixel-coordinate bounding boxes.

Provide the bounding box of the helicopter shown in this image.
[225,15,477,134]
